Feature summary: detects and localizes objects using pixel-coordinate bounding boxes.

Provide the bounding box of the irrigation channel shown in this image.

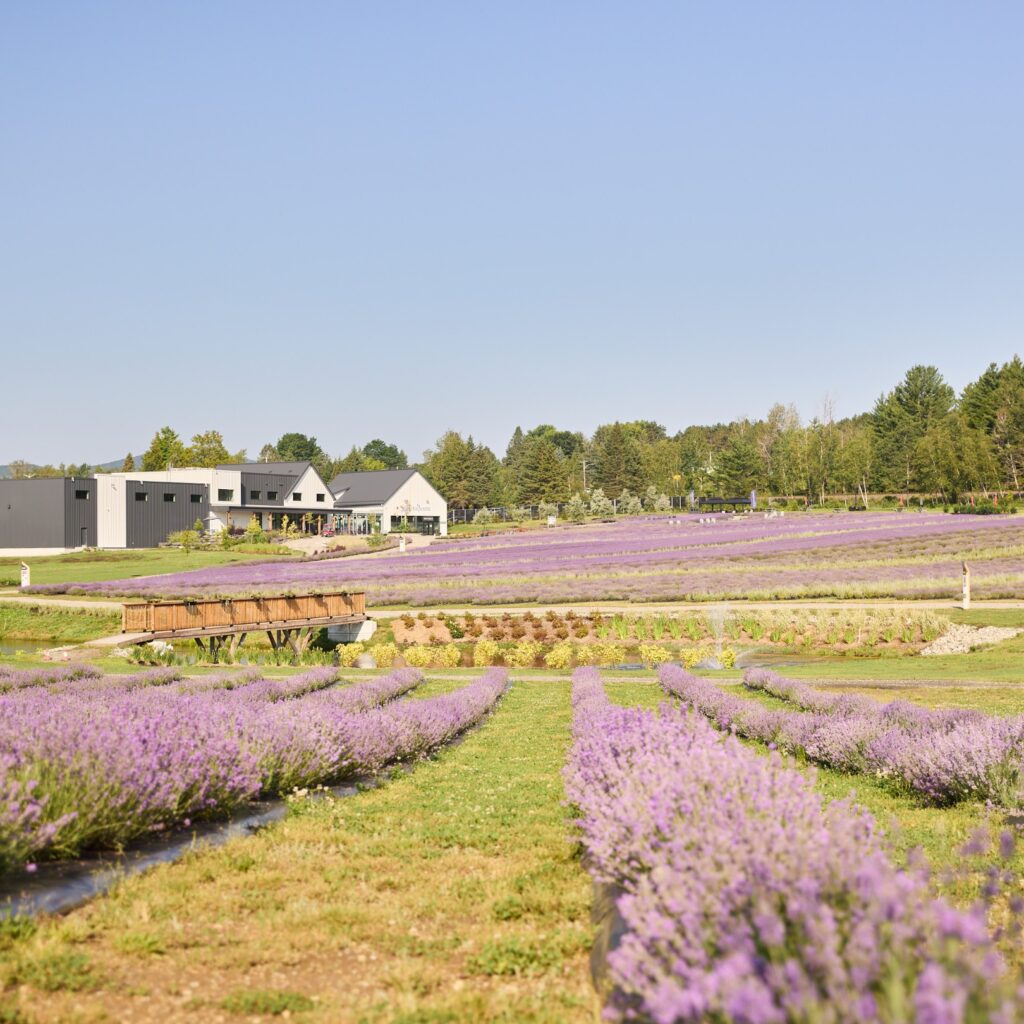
[0,682,507,920]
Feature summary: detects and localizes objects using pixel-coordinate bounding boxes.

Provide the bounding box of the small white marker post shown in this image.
[961,560,971,610]
[399,536,407,553]
[20,562,30,588]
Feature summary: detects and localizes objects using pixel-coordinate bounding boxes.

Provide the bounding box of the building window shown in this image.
[316,493,325,502]
[292,492,302,501]
[190,494,202,504]
[135,492,148,502]
[217,489,234,502]
[163,493,176,503]
[250,490,261,501]
[75,489,90,500]
[267,490,278,500]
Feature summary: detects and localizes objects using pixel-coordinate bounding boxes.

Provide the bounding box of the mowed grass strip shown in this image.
[2,677,595,1024]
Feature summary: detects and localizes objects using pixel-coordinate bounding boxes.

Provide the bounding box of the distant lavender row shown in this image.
[25,512,1024,603]
[0,667,502,872]
[660,664,1024,806]
[565,668,1019,1023]
[0,663,102,693]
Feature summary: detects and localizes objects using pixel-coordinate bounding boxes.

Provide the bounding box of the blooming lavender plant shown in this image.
[24,513,1024,605]
[565,668,1020,1023]
[661,666,1024,807]
[0,666,504,871]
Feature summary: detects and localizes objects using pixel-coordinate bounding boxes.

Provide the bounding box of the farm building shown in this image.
[330,469,448,536]
[0,464,447,551]
[0,477,97,554]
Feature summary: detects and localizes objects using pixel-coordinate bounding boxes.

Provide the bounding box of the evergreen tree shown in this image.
[122,453,135,471]
[717,429,760,493]
[141,427,187,471]
[516,438,568,504]
[593,422,644,494]
[872,366,954,490]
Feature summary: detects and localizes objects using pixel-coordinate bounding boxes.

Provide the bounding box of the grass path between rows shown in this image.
[1,678,597,1024]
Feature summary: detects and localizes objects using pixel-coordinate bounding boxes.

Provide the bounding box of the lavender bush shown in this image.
[0,667,504,872]
[566,668,1020,1023]
[659,665,1024,807]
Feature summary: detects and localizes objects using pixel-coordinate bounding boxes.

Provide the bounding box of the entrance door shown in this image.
[81,526,89,547]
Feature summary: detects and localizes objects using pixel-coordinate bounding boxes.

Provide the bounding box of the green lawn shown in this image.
[1,677,597,1024]
[0,603,121,643]
[0,546,296,587]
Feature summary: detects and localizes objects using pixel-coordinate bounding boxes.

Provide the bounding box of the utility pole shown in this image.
[581,458,589,491]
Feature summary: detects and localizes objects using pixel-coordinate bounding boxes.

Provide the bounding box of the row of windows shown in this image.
[238,490,326,503]
[133,492,204,504]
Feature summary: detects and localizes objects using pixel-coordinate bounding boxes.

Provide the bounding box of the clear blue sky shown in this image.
[2,2,1022,465]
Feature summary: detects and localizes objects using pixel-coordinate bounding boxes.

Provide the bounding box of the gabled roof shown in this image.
[217,461,313,476]
[330,468,419,507]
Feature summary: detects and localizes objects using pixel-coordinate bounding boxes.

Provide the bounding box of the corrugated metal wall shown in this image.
[240,472,293,506]
[63,478,97,547]
[126,480,210,548]
[0,479,67,548]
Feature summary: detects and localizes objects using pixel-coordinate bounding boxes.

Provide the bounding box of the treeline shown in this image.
[9,359,1024,508]
[420,360,1024,508]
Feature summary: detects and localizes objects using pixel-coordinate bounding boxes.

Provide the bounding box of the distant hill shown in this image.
[0,459,126,479]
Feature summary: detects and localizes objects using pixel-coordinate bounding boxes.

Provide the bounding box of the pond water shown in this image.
[0,638,57,656]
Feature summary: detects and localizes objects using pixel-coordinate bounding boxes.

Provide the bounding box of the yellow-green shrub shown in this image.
[434,643,462,669]
[370,642,398,668]
[506,640,543,668]
[402,644,434,668]
[336,642,365,667]
[681,646,709,669]
[473,639,501,667]
[638,643,672,667]
[589,642,626,666]
[719,647,737,669]
[544,642,575,670]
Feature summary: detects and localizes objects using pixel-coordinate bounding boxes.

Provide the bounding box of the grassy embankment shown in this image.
[0,604,121,644]
[0,677,597,1024]
[0,547,297,589]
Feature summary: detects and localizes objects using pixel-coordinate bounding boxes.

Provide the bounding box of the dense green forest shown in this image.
[9,359,1024,509]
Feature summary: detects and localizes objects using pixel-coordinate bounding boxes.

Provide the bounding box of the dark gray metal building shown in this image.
[124,479,210,548]
[0,478,97,551]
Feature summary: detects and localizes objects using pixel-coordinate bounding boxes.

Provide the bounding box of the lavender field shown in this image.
[0,664,507,873]
[30,511,1024,605]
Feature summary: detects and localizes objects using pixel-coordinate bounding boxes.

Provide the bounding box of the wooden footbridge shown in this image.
[114,591,366,660]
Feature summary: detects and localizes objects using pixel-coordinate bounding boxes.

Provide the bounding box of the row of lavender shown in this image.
[24,512,1024,603]
[0,664,507,873]
[659,665,1024,806]
[565,667,1020,1023]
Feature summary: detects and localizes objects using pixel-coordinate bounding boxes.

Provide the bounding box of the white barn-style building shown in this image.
[330,469,448,536]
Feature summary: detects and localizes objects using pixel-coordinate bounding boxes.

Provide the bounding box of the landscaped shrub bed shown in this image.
[566,667,1021,1021]
[0,665,506,872]
[392,607,947,653]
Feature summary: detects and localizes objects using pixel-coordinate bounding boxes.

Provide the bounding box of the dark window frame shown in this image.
[217,488,234,502]
[250,489,262,501]
[267,490,278,500]
[190,494,202,504]
[163,493,176,503]
[292,492,302,501]
[134,492,149,502]
[74,489,90,500]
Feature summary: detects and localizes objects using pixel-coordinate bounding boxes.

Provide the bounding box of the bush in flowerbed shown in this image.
[544,641,576,670]
[369,642,398,668]
[402,643,461,669]
[505,640,543,668]
[472,640,501,667]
